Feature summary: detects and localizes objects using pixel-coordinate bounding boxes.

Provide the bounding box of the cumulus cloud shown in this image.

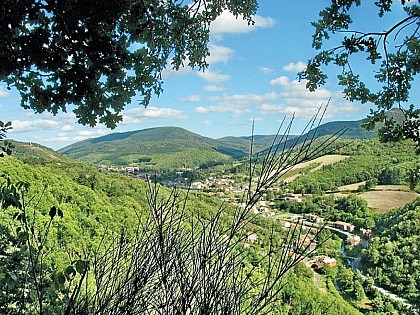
[249,117,263,123]
[0,86,9,98]
[10,119,61,133]
[61,124,75,131]
[180,95,202,102]
[283,61,306,72]
[210,11,275,35]
[261,75,363,119]
[208,44,234,64]
[122,106,188,124]
[270,76,331,101]
[259,66,275,75]
[161,62,193,79]
[260,102,360,119]
[197,69,230,83]
[203,85,224,92]
[160,44,233,79]
[42,129,108,143]
[194,92,279,115]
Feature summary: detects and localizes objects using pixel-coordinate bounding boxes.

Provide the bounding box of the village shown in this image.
[101,164,373,273]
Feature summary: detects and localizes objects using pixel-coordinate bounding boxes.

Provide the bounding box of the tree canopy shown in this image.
[0,0,256,128]
[300,0,419,151]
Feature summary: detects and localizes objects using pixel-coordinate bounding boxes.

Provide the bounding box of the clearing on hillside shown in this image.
[283,154,349,182]
[359,190,420,214]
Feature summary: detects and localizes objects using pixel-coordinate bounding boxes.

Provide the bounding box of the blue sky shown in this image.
[1,1,419,150]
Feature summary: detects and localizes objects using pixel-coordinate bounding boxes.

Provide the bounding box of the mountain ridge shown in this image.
[57,119,376,168]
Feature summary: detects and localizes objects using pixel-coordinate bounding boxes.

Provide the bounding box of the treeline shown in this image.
[289,139,419,194]
[276,194,375,228]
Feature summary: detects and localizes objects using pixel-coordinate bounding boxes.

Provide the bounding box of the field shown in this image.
[337,183,411,192]
[358,190,420,214]
[282,154,349,181]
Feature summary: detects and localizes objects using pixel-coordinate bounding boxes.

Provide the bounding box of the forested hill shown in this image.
[58,119,375,168]
[0,152,364,315]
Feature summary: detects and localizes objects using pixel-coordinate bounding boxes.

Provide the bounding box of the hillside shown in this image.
[0,151,365,315]
[362,199,420,304]
[58,119,375,169]
[58,127,239,168]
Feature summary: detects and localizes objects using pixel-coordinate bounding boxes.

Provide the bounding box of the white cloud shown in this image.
[160,44,233,79]
[61,124,75,131]
[180,95,202,102]
[203,120,211,125]
[270,76,290,87]
[259,67,275,75]
[203,85,224,92]
[197,69,230,83]
[208,44,234,64]
[10,119,60,133]
[77,129,108,137]
[195,105,251,115]
[194,92,279,115]
[122,106,188,123]
[270,76,331,101]
[210,11,275,35]
[249,117,263,123]
[283,61,306,72]
[42,129,108,143]
[262,75,363,119]
[0,86,9,98]
[260,102,361,119]
[161,62,193,79]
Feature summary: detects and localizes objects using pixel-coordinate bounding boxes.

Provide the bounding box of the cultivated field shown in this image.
[358,190,420,214]
[338,183,411,192]
[283,154,349,181]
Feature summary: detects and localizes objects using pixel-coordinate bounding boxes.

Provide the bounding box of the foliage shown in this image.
[0,121,13,157]
[0,0,257,128]
[361,199,420,304]
[300,1,420,152]
[289,139,418,192]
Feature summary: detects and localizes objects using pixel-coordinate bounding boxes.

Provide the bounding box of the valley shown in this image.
[1,124,419,315]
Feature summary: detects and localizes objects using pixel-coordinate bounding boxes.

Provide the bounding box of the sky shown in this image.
[1,1,419,151]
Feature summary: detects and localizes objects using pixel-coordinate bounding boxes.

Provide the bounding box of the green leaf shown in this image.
[56,272,66,285]
[64,265,77,280]
[75,260,87,274]
[49,206,57,219]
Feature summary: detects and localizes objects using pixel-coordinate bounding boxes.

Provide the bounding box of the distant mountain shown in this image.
[58,127,249,169]
[58,120,376,168]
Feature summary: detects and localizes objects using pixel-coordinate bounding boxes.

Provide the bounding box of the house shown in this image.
[281,221,291,228]
[322,256,337,267]
[309,255,337,269]
[304,213,324,224]
[348,235,361,246]
[333,221,355,232]
[283,193,302,203]
[300,236,317,252]
[261,209,275,217]
[247,232,258,243]
[190,182,203,190]
[360,228,373,238]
